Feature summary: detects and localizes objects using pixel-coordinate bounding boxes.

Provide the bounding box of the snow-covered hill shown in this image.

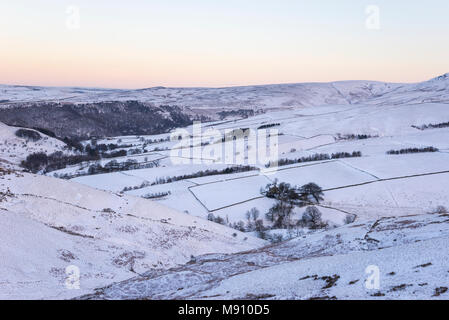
[0,122,69,168]
[0,168,264,299]
[79,212,449,300]
[1,72,448,300]
[1,73,448,111]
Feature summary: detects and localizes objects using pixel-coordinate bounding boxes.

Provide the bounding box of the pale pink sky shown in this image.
[1,1,448,88]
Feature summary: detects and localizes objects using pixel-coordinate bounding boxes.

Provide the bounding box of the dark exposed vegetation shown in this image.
[142,191,171,199]
[143,136,171,145]
[21,152,100,173]
[268,151,362,168]
[257,123,280,130]
[386,147,439,155]
[15,129,42,142]
[412,121,449,131]
[300,206,327,229]
[62,137,84,152]
[85,159,160,177]
[259,180,327,231]
[20,136,154,174]
[101,150,128,159]
[31,127,57,138]
[217,109,255,120]
[336,133,378,140]
[207,213,227,226]
[0,101,192,140]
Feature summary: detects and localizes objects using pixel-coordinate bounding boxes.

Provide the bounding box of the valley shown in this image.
[1,74,449,300]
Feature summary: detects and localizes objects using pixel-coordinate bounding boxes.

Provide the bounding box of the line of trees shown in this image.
[269,151,362,168]
[122,165,258,192]
[386,147,439,155]
[257,123,280,130]
[142,191,171,199]
[21,138,153,174]
[22,151,101,173]
[149,165,257,186]
[412,122,449,131]
[336,133,377,140]
[86,159,160,176]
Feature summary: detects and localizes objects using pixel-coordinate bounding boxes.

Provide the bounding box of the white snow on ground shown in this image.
[65,100,449,227]
[201,236,449,300]
[0,122,69,167]
[190,175,271,212]
[1,73,449,300]
[325,173,449,220]
[1,73,448,110]
[0,169,265,299]
[341,153,449,179]
[78,212,449,300]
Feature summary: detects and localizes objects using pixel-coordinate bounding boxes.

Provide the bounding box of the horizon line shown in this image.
[1,72,447,91]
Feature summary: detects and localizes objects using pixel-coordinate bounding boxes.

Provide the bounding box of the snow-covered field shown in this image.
[64,98,449,227]
[1,73,448,111]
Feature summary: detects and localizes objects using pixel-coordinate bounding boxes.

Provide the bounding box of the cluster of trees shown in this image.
[62,137,84,152]
[15,129,42,142]
[143,136,170,145]
[208,209,266,235]
[412,122,449,131]
[84,142,134,157]
[261,180,325,229]
[207,213,227,225]
[87,159,160,176]
[269,151,362,167]
[207,179,357,242]
[21,138,151,174]
[102,150,127,159]
[205,180,357,242]
[22,151,100,173]
[257,123,280,130]
[217,109,255,120]
[386,147,439,155]
[337,134,377,140]
[128,148,146,155]
[142,191,171,199]
[227,208,265,234]
[87,142,132,153]
[225,205,327,243]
